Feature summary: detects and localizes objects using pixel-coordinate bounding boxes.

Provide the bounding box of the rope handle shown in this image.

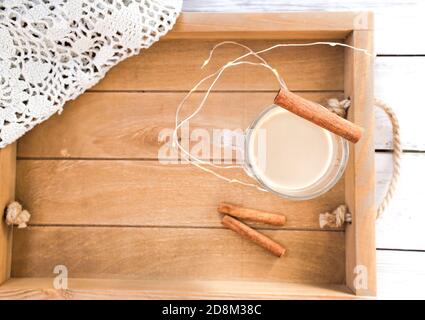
[374,99,401,219]
[320,98,401,228]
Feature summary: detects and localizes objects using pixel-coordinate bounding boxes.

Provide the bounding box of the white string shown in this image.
[172,41,374,190]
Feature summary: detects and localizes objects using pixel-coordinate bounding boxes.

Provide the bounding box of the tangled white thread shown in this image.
[172,41,374,191]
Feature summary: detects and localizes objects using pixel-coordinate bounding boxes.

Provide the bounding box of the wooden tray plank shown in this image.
[0,278,354,300]
[17,92,343,159]
[19,57,424,155]
[8,250,419,299]
[16,160,344,229]
[11,227,345,284]
[91,39,344,91]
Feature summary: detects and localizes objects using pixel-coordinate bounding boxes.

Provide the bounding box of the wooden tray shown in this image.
[0,12,375,299]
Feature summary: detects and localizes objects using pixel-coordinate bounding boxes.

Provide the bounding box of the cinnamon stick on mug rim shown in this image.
[274,88,364,143]
[218,202,286,226]
[222,215,286,258]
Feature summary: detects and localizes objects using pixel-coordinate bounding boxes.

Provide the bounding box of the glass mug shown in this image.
[242,104,349,200]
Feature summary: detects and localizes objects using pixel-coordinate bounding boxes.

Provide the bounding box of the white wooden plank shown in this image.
[374,57,425,151]
[377,250,425,299]
[375,152,425,251]
[183,0,425,54]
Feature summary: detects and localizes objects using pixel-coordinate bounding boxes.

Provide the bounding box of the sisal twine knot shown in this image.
[5,201,31,228]
[319,205,352,228]
[326,98,351,118]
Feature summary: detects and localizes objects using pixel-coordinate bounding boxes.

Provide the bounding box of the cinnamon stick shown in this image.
[218,202,286,226]
[274,88,364,143]
[222,215,286,257]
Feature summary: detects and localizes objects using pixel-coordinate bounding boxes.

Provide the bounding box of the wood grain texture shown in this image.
[11,226,345,284]
[182,0,425,54]
[17,92,343,158]
[344,31,376,296]
[91,39,344,91]
[0,278,354,300]
[15,160,344,229]
[0,143,16,285]
[18,152,424,252]
[3,249,422,299]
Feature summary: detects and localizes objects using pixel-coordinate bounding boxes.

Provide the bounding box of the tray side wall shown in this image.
[0,143,16,285]
[166,12,371,40]
[344,30,376,297]
[0,278,356,300]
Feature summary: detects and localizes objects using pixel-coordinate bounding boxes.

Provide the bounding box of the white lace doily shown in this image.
[0,0,182,148]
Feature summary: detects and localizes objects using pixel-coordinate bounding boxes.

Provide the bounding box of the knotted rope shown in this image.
[319,98,402,228]
[375,98,401,219]
[5,201,31,229]
[319,204,352,228]
[326,98,351,118]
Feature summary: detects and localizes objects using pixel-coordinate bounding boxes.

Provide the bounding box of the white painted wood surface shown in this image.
[375,57,425,151]
[376,153,425,251]
[377,250,425,299]
[183,0,425,299]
